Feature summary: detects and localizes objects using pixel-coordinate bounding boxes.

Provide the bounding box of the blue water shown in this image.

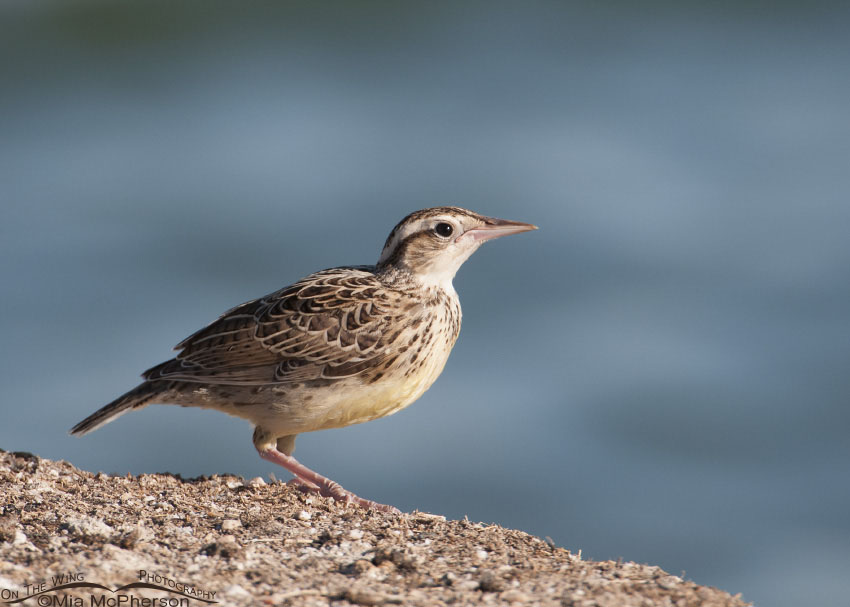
[2,3,849,605]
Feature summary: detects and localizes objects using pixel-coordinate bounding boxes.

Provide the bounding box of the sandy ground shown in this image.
[0,450,748,606]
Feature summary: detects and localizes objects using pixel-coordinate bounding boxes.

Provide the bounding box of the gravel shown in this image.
[0,450,749,606]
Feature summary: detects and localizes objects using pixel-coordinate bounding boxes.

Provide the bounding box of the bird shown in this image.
[70,206,537,513]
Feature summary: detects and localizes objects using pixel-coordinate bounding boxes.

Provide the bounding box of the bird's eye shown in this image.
[434,222,454,238]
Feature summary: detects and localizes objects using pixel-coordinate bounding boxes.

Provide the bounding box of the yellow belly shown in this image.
[240,347,452,438]
[313,353,450,431]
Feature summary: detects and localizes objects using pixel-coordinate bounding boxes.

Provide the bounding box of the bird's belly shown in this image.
[245,351,451,436]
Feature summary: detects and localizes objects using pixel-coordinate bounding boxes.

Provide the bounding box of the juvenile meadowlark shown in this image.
[71,206,536,512]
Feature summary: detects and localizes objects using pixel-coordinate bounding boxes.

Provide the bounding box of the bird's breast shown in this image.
[314,299,461,430]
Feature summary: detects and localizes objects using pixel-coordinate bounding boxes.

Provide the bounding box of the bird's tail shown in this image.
[69,383,160,436]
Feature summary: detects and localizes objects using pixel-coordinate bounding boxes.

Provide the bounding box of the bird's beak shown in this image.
[458,216,539,243]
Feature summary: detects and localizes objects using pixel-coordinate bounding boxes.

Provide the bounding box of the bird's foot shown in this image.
[312,477,401,514]
[259,446,401,514]
[286,477,320,494]
[328,488,402,514]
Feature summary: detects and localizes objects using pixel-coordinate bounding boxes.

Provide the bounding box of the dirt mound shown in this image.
[0,450,747,606]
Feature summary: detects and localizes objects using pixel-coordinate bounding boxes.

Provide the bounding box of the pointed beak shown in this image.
[458,216,539,243]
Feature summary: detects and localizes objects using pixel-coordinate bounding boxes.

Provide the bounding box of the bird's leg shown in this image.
[258,447,401,514]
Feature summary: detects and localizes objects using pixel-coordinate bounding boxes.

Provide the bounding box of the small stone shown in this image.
[348,528,364,540]
[479,571,506,592]
[62,515,114,541]
[221,519,241,531]
[297,510,312,521]
[344,587,386,606]
[500,589,531,602]
[247,476,266,487]
[373,546,415,569]
[202,535,240,559]
[114,524,149,549]
[413,511,446,522]
[456,580,481,592]
[0,516,18,542]
[345,559,376,576]
[657,575,681,590]
[13,530,29,546]
[224,584,251,598]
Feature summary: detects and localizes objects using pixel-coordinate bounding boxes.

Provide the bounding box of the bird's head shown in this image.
[377,206,537,290]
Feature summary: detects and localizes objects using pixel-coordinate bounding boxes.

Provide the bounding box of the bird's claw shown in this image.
[286,475,400,513]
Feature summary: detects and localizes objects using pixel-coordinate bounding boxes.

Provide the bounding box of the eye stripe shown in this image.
[378,231,437,267]
[378,206,483,267]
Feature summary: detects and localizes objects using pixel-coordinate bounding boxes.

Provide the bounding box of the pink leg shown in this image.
[258,447,401,514]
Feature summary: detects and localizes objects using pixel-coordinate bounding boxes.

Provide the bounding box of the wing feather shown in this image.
[143,267,419,385]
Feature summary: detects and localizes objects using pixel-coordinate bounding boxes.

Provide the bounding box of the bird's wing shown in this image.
[143,267,418,385]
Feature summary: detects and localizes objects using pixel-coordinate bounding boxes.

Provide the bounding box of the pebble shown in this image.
[13,530,29,546]
[478,571,506,592]
[455,580,481,592]
[344,587,390,606]
[413,512,446,522]
[501,589,532,602]
[657,575,681,590]
[63,515,114,540]
[224,584,251,598]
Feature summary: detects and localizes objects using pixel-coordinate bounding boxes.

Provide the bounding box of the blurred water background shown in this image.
[2,2,849,605]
